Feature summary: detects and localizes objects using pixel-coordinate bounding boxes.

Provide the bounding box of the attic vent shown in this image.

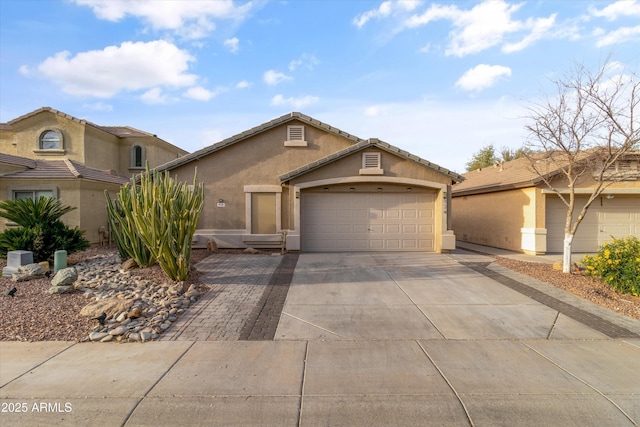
[362,152,380,168]
[359,152,383,175]
[284,125,307,147]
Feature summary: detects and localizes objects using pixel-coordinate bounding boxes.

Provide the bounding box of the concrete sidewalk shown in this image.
[1,251,639,426]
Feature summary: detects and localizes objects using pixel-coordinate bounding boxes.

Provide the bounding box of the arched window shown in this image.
[39,130,62,150]
[131,144,145,168]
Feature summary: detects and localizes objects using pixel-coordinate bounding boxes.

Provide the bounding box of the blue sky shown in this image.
[1,0,639,173]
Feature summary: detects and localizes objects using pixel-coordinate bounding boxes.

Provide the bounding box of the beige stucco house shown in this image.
[155,112,463,252]
[0,107,188,244]
[452,153,640,254]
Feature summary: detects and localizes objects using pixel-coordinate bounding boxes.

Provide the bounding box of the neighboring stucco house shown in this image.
[452,152,640,254]
[155,112,463,252]
[0,107,188,244]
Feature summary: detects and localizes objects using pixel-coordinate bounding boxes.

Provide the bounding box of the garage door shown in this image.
[301,192,435,252]
[546,195,640,252]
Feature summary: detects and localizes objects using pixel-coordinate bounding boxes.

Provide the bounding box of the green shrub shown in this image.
[583,236,640,296]
[105,188,155,267]
[0,198,89,262]
[105,166,204,281]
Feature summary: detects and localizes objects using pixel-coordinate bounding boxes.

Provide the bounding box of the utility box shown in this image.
[2,250,34,276]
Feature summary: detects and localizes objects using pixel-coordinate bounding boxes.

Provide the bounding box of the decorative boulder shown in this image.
[51,267,78,287]
[48,285,74,294]
[11,263,44,282]
[80,298,133,319]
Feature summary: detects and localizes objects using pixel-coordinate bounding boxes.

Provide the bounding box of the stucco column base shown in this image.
[441,230,456,251]
[521,228,547,255]
[286,234,301,251]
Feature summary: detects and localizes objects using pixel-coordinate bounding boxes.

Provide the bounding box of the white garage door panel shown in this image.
[546,196,640,253]
[302,192,435,252]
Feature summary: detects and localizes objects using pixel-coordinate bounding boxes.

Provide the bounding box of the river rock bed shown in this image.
[72,252,208,343]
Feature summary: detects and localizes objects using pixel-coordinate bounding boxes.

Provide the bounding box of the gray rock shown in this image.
[128,332,140,341]
[89,332,108,341]
[80,298,132,318]
[51,267,78,287]
[48,285,74,294]
[100,335,114,342]
[18,263,44,276]
[11,263,45,282]
[140,331,152,342]
[109,326,127,336]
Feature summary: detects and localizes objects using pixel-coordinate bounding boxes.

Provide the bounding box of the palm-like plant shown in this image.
[0,197,74,227]
[0,197,89,261]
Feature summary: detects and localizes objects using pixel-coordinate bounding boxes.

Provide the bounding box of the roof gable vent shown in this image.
[359,152,383,175]
[284,125,308,147]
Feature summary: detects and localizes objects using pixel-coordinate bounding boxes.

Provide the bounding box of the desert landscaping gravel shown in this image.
[0,248,638,342]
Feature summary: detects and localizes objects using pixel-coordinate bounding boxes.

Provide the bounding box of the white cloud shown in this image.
[30,40,197,98]
[288,53,320,72]
[236,80,252,89]
[364,105,389,116]
[224,37,240,53]
[455,64,512,92]
[83,102,113,111]
[271,94,319,109]
[590,0,640,21]
[73,0,253,40]
[405,0,558,56]
[141,88,170,105]
[595,25,640,47]
[183,86,222,101]
[502,14,556,53]
[263,70,292,86]
[353,0,421,28]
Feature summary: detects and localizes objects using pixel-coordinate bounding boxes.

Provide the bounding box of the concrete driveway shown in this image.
[1,251,639,426]
[277,252,608,340]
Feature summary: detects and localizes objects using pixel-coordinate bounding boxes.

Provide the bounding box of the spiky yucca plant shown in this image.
[105,165,204,281]
[105,187,155,267]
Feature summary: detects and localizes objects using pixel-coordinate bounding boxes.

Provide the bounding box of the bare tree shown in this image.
[525,60,639,273]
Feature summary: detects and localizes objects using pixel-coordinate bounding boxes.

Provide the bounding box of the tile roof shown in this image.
[0,153,37,169]
[4,107,90,127]
[0,157,129,185]
[280,138,464,183]
[452,155,546,196]
[154,112,367,172]
[96,126,155,138]
[153,112,460,182]
[2,107,186,153]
